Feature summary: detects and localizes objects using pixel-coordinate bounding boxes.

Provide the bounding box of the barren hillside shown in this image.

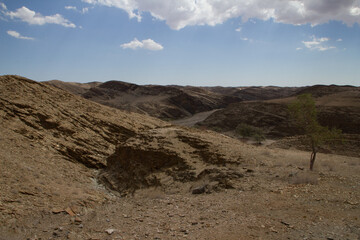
[198,85,360,136]
[203,86,303,101]
[1,75,359,239]
[47,80,241,120]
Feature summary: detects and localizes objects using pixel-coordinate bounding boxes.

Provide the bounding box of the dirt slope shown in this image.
[1,75,359,240]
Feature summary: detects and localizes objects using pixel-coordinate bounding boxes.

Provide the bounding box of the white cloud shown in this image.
[82,7,89,14]
[302,36,336,51]
[65,5,89,14]
[6,5,76,28]
[350,6,360,16]
[81,0,360,30]
[336,38,343,42]
[121,38,163,51]
[296,47,302,51]
[0,2,7,10]
[240,37,254,43]
[65,6,77,11]
[235,27,242,32]
[121,38,143,49]
[7,30,34,40]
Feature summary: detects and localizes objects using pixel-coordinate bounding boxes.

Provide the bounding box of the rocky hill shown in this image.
[197,85,360,137]
[47,80,305,121]
[47,80,241,120]
[46,80,101,95]
[1,75,359,239]
[294,84,358,98]
[203,86,303,101]
[0,75,254,237]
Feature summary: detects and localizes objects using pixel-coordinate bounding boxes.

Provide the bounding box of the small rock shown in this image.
[280,220,289,226]
[65,207,75,216]
[55,227,63,231]
[105,228,116,235]
[52,208,64,214]
[192,186,206,194]
[74,217,82,223]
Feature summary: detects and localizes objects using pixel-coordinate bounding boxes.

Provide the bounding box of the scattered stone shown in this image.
[74,216,82,223]
[19,190,36,196]
[105,228,116,235]
[52,208,64,214]
[344,200,358,205]
[55,227,63,231]
[280,220,290,226]
[192,186,206,194]
[67,231,78,240]
[65,207,76,216]
[280,220,293,228]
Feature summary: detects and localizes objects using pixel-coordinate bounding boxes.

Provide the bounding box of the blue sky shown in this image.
[0,0,359,86]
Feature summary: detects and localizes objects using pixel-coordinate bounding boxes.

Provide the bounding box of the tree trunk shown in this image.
[310,150,317,171]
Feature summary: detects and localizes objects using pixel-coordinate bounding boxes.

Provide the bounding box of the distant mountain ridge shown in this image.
[46,80,305,120]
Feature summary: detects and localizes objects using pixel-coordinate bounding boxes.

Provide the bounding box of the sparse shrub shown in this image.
[288,94,343,170]
[235,123,265,144]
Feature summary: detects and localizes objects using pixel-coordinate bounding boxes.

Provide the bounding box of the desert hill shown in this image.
[196,85,360,158]
[0,75,259,237]
[1,75,359,239]
[294,84,358,98]
[197,85,360,136]
[46,80,101,96]
[46,80,306,121]
[46,80,241,120]
[203,85,303,101]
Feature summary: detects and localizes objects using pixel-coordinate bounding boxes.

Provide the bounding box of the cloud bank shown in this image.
[121,38,164,51]
[82,0,360,30]
[7,30,34,40]
[3,4,76,28]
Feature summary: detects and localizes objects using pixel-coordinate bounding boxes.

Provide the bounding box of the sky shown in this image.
[0,0,359,87]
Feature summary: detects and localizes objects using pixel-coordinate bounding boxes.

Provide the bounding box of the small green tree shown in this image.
[288,94,342,170]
